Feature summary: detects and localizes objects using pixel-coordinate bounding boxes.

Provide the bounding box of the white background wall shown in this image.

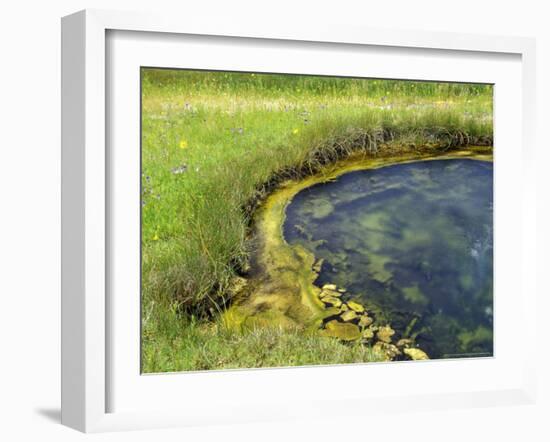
[0,1,548,440]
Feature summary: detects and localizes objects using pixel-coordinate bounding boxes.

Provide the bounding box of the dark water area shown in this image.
[284,159,493,359]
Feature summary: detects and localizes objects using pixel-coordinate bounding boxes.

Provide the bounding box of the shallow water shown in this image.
[284,159,493,359]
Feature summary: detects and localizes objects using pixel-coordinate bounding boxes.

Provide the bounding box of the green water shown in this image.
[284,159,493,359]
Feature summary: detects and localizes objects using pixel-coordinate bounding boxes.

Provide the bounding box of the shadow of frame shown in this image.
[34,408,61,423]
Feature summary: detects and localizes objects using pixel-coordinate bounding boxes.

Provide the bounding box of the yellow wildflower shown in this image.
[179,140,189,149]
[152,233,159,241]
[292,128,299,135]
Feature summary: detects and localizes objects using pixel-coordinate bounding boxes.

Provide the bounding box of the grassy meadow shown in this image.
[141,69,493,372]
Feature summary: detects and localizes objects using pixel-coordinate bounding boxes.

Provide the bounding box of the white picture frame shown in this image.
[61,9,538,433]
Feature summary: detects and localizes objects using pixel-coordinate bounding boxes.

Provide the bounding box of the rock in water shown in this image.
[376,325,395,343]
[340,310,359,322]
[347,301,365,313]
[319,289,342,299]
[322,320,361,341]
[322,296,342,308]
[322,283,338,291]
[404,348,429,360]
[361,326,375,340]
[396,338,414,348]
[358,315,373,328]
[373,342,401,360]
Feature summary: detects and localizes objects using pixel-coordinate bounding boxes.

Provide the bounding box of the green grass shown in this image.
[142,316,385,372]
[141,69,493,372]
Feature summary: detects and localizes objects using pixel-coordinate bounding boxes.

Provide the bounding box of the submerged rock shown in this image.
[347,301,365,313]
[373,341,401,360]
[404,348,429,360]
[322,283,338,291]
[322,320,361,341]
[396,338,414,348]
[361,326,376,340]
[358,315,373,328]
[340,310,359,322]
[320,289,342,298]
[322,296,342,308]
[311,199,334,219]
[323,306,342,317]
[376,325,395,343]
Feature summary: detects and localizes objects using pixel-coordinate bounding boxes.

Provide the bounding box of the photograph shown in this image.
[1,0,545,438]
[140,68,494,373]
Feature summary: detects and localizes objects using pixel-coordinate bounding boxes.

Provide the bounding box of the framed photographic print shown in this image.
[61,9,537,432]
